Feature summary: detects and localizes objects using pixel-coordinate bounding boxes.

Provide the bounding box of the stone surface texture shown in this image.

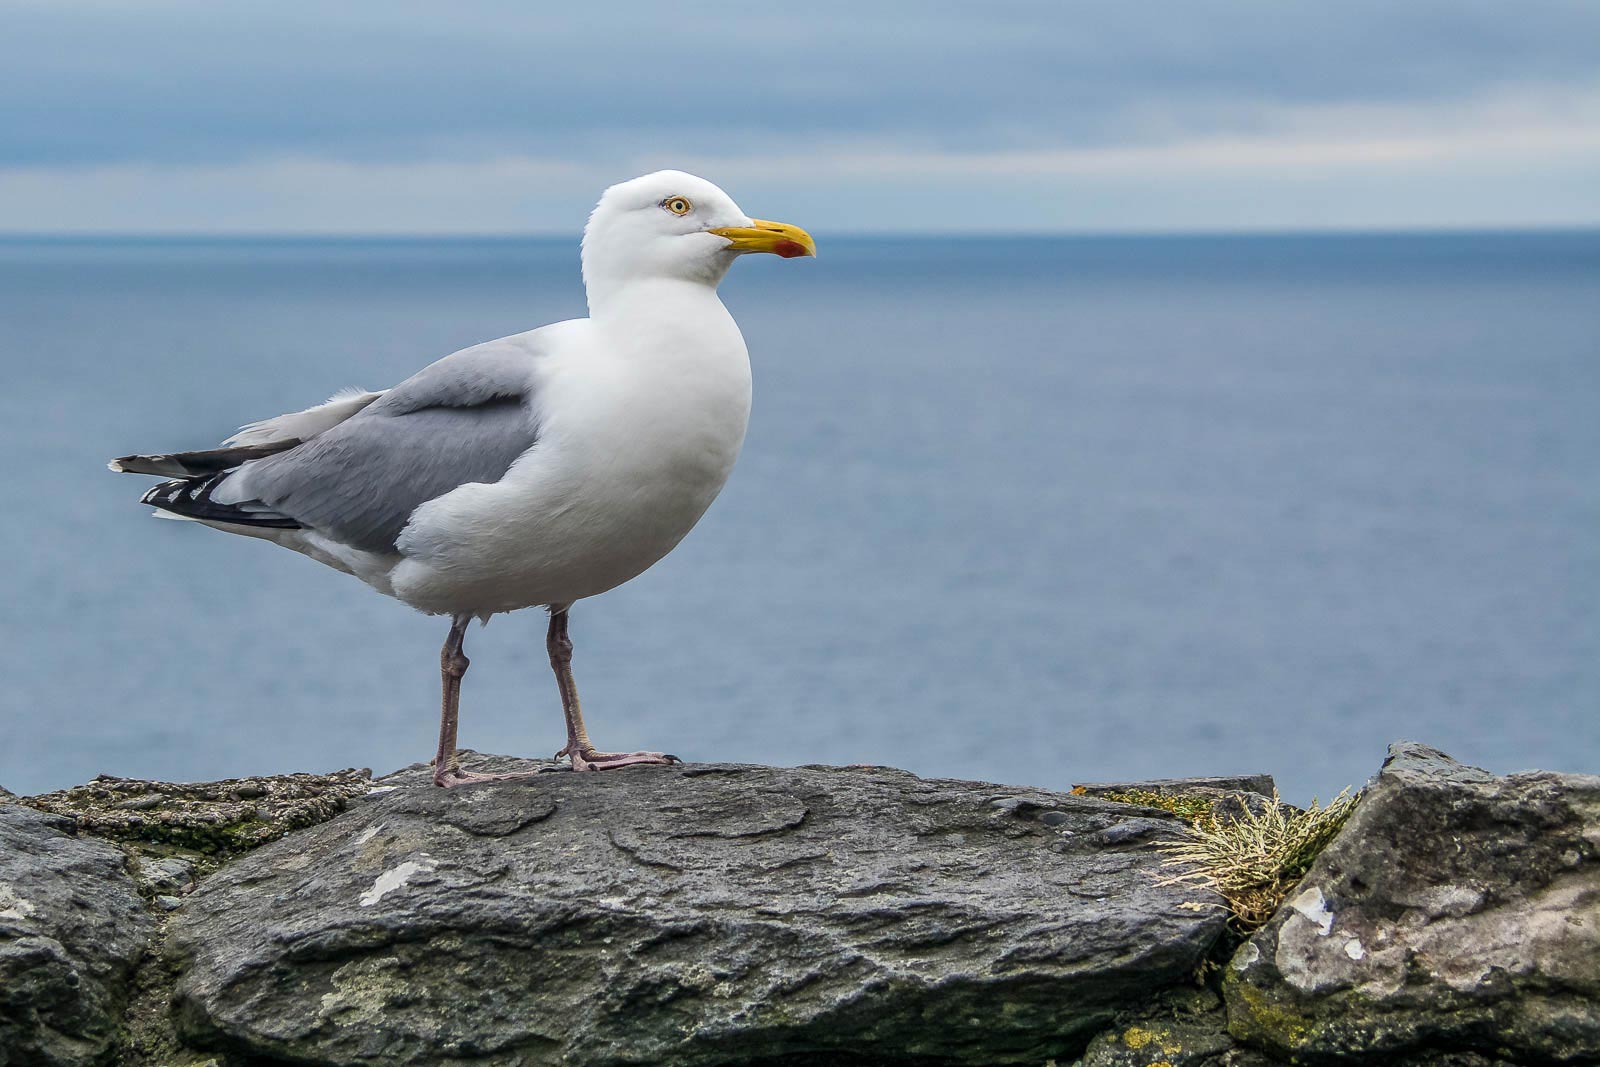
[0,802,156,1067]
[1224,742,1600,1065]
[1072,775,1278,800]
[23,769,373,854]
[1073,987,1239,1067]
[7,744,1595,1067]
[168,759,1227,1067]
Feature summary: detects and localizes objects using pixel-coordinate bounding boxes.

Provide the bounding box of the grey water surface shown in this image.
[1,232,1595,802]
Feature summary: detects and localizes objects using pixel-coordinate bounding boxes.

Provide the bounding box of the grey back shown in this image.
[225,334,546,553]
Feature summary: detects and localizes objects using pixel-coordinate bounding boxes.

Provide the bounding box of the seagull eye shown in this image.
[662,197,693,216]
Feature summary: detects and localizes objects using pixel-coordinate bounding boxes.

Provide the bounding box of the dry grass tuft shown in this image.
[1156,789,1360,934]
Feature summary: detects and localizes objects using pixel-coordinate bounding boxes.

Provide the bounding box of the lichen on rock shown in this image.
[21,768,373,855]
[1074,987,1238,1066]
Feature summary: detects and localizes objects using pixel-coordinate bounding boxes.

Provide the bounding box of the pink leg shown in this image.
[432,614,538,788]
[547,607,679,772]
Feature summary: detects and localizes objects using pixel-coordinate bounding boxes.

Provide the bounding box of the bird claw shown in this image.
[566,748,681,772]
[432,767,540,788]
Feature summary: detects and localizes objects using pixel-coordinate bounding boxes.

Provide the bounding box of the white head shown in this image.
[580,170,814,310]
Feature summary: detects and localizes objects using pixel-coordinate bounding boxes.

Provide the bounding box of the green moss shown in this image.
[1225,973,1318,1051]
[113,910,228,1067]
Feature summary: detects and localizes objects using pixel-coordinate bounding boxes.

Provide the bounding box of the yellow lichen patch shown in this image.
[1227,974,1319,1047]
[1120,1024,1185,1058]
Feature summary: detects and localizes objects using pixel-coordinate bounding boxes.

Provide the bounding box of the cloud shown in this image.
[5,85,1596,234]
[4,1,1599,166]
[1,2,1597,230]
[714,84,1600,178]
[0,156,597,234]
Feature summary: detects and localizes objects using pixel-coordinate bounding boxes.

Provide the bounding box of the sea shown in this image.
[0,231,1595,802]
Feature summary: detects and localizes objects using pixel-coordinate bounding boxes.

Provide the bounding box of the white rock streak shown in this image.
[1289,885,1335,936]
[359,855,437,907]
[0,883,36,921]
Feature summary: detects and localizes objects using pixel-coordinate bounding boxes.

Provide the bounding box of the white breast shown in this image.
[389,289,753,616]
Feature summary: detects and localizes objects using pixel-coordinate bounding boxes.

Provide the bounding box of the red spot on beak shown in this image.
[773,240,808,259]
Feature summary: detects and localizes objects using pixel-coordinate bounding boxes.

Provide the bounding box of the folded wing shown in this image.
[117,334,546,554]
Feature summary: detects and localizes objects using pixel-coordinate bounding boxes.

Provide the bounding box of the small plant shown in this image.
[1157,789,1360,934]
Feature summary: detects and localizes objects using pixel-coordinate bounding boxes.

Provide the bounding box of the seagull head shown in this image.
[581,170,815,305]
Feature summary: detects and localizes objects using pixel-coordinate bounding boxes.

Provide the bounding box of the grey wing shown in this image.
[215,334,544,553]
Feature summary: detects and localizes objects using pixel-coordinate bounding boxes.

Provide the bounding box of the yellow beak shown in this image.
[708,218,816,259]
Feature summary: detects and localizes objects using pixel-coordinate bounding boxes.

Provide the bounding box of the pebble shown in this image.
[140,857,197,894]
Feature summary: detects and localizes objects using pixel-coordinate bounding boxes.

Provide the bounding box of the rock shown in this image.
[1075,987,1237,1067]
[137,857,197,897]
[1072,774,1280,833]
[1073,775,1278,800]
[0,804,156,1067]
[22,768,373,855]
[168,759,1227,1066]
[1204,791,1279,826]
[1224,742,1600,1065]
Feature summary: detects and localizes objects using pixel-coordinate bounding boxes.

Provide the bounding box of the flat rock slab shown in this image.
[1225,742,1600,1065]
[1072,774,1277,800]
[0,803,155,1067]
[169,761,1226,1066]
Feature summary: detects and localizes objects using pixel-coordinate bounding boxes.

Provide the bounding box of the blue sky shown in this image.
[3,1,1597,233]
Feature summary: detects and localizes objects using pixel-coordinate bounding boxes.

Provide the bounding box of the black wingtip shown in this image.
[140,473,301,529]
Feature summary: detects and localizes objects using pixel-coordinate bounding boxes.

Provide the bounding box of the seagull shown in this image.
[110,171,815,787]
